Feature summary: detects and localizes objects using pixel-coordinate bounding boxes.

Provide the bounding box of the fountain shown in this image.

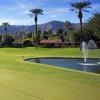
[82,41,87,63]
[82,40,97,63]
[26,39,100,73]
[78,40,99,66]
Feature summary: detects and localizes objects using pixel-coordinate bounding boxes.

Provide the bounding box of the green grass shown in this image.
[0,47,100,100]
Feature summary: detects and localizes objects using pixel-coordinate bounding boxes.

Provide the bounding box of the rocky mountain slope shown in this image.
[0,20,85,34]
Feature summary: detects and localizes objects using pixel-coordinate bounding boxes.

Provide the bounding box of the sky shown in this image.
[0,0,100,25]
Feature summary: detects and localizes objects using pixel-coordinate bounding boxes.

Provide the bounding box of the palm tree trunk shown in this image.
[35,21,38,49]
[79,18,83,50]
[80,18,83,42]
[5,27,7,47]
[34,15,38,49]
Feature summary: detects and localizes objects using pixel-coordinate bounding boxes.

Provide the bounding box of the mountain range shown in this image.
[0,20,84,34]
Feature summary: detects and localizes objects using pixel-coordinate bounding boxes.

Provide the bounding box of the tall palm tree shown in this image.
[2,22,10,47]
[64,21,71,42]
[29,8,43,49]
[70,1,91,42]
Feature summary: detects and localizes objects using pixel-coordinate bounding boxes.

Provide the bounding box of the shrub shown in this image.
[23,39,32,47]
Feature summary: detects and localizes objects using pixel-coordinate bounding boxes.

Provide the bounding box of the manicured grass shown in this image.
[0,47,100,100]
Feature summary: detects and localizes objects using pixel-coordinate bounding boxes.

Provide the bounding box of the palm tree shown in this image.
[2,22,10,47]
[64,21,71,42]
[70,1,91,42]
[29,8,43,49]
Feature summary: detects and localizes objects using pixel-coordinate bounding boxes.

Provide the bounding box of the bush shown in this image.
[23,39,32,47]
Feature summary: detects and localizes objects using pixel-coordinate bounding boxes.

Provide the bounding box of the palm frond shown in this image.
[2,22,10,26]
[29,8,43,15]
[70,8,76,12]
[29,13,33,17]
[70,1,91,13]
[82,9,90,13]
[85,6,91,8]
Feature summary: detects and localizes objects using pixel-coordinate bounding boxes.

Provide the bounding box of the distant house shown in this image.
[40,39,62,47]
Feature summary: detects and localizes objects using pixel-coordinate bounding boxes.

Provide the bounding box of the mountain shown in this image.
[39,20,66,32]
[0,20,85,34]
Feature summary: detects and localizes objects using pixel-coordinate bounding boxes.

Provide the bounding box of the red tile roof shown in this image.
[40,39,61,43]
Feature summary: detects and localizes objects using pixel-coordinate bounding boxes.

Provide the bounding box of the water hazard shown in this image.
[26,58,100,74]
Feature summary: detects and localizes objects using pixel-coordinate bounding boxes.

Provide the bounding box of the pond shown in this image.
[26,58,100,74]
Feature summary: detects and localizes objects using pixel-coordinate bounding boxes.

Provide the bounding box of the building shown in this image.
[40,39,62,47]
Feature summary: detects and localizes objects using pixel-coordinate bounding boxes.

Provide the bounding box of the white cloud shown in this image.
[45,8,69,14]
[13,0,46,15]
[2,7,14,10]
[49,15,57,18]
[44,7,69,18]
[53,8,68,13]
[0,0,42,15]
[0,18,33,25]
[14,1,33,14]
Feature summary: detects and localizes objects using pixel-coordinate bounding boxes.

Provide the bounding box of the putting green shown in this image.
[0,69,100,100]
[0,47,100,100]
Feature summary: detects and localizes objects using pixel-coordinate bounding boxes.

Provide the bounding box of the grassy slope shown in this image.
[0,47,100,100]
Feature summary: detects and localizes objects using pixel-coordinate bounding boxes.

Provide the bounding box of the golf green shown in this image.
[0,47,100,100]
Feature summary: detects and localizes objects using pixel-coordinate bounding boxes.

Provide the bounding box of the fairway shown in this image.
[0,47,100,100]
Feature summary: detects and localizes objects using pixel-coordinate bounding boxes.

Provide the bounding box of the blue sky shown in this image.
[0,0,100,25]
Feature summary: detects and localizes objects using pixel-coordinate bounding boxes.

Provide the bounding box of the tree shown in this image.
[18,31,25,47]
[56,28,65,42]
[43,31,48,40]
[85,12,100,41]
[23,39,32,47]
[70,1,91,42]
[64,21,71,42]
[46,28,52,37]
[26,32,33,38]
[29,8,43,49]
[56,28,63,36]
[2,22,10,47]
[42,28,52,40]
[1,34,14,47]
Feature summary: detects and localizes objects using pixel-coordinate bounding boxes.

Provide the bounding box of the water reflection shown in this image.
[34,58,40,63]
